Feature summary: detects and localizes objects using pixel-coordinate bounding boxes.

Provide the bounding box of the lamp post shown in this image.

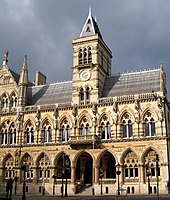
[156,154,159,200]
[146,163,151,195]
[21,153,29,200]
[14,176,18,195]
[52,174,56,195]
[65,156,70,197]
[99,168,104,195]
[116,163,121,195]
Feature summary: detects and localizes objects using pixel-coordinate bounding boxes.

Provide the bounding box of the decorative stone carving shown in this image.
[134,99,140,123]
[92,102,97,116]
[35,108,40,130]
[113,101,118,124]
[53,107,58,129]
[16,111,23,131]
[157,97,163,121]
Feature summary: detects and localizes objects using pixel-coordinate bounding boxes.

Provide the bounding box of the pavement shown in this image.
[1,194,170,200]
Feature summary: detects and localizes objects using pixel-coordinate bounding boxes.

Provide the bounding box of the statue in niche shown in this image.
[92,102,97,116]
[157,97,163,121]
[72,104,77,117]
[16,111,23,131]
[113,101,118,124]
[134,99,140,123]
[35,108,40,129]
[53,107,58,129]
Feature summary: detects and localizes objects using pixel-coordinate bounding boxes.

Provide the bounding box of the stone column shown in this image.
[94,165,99,184]
[71,166,76,184]
[33,166,37,184]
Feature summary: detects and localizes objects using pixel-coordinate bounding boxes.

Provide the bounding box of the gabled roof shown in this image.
[27,81,72,105]
[102,69,161,97]
[80,8,102,38]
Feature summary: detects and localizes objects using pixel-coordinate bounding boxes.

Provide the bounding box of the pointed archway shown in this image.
[76,152,93,184]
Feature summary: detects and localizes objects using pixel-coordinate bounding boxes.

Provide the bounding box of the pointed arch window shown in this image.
[78,49,83,65]
[26,126,34,144]
[144,112,156,137]
[123,151,138,180]
[4,156,15,179]
[79,117,90,135]
[80,88,84,101]
[9,127,16,145]
[61,124,70,142]
[121,113,133,139]
[84,48,87,64]
[88,47,92,64]
[43,121,52,143]
[86,87,90,100]
[100,115,111,140]
[11,93,17,108]
[2,94,8,109]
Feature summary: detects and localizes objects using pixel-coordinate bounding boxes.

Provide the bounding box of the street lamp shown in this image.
[65,156,70,197]
[99,168,104,195]
[146,163,151,195]
[116,163,121,195]
[156,154,159,200]
[21,153,29,200]
[52,174,57,195]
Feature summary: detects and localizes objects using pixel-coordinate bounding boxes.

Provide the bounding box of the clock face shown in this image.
[80,70,91,81]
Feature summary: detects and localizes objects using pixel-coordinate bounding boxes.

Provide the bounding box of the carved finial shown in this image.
[2,51,8,65]
[23,54,27,69]
[160,63,163,71]
[88,7,92,17]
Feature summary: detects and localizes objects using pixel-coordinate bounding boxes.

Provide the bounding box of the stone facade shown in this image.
[0,10,170,196]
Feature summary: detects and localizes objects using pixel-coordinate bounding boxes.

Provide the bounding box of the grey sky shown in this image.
[0,0,170,99]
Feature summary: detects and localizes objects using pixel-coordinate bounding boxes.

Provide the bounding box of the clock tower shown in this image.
[72,8,112,104]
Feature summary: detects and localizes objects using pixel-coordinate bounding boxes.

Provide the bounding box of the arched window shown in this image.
[60,119,70,143]
[80,88,84,101]
[100,115,111,140]
[123,151,138,180]
[86,87,90,100]
[88,47,92,64]
[61,125,70,142]
[84,48,87,64]
[25,122,34,144]
[78,49,83,65]
[4,155,15,179]
[11,93,17,108]
[144,111,156,137]
[144,150,160,179]
[1,120,16,145]
[79,117,90,135]
[9,123,16,145]
[43,121,52,143]
[38,153,50,181]
[121,113,133,138]
[2,94,8,109]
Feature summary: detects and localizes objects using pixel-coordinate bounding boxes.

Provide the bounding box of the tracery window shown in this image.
[78,47,92,65]
[4,155,15,179]
[78,49,83,65]
[38,153,50,180]
[9,123,16,145]
[11,93,17,108]
[25,121,34,144]
[61,118,70,142]
[144,111,156,137]
[1,120,16,145]
[123,151,138,180]
[100,115,111,140]
[2,94,8,109]
[121,113,133,138]
[22,154,34,180]
[43,120,52,143]
[80,87,90,102]
[79,117,90,135]
[144,150,160,179]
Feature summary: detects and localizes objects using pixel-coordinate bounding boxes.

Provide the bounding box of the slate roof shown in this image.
[27,68,161,106]
[102,69,160,97]
[27,81,72,105]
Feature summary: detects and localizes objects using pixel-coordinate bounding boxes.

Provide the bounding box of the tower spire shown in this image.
[19,54,28,86]
[79,8,102,38]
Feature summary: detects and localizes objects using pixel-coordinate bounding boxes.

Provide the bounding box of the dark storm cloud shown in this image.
[0,0,170,98]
